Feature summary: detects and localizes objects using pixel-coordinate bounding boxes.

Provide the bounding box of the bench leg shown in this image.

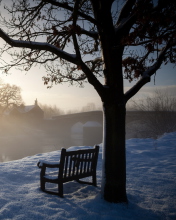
[40,178,45,191]
[40,168,46,191]
[58,182,63,197]
[93,174,97,186]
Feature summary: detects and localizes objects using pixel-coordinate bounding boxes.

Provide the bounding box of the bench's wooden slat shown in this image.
[84,153,87,173]
[76,155,80,175]
[64,155,68,178]
[71,154,75,177]
[88,153,91,173]
[69,155,72,177]
[80,153,84,175]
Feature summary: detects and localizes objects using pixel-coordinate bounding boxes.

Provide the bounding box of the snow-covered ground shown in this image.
[0,132,176,220]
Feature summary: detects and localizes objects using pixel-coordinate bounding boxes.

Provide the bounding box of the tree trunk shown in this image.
[102,101,127,203]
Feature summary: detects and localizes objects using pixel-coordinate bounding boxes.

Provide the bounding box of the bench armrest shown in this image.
[37,160,60,168]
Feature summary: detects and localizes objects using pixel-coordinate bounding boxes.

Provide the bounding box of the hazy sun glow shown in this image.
[1,54,175,112]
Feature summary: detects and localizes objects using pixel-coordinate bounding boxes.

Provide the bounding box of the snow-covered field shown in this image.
[0,132,176,220]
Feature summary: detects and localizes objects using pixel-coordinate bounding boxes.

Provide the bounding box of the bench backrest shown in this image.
[59,145,99,182]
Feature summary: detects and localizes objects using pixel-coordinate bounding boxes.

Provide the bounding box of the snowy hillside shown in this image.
[0,132,175,220]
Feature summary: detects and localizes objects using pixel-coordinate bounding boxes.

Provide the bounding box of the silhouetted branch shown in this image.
[0,28,77,64]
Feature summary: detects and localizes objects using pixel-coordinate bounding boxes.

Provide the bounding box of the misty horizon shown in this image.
[1,109,175,162]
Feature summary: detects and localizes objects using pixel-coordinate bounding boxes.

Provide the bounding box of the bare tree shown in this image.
[0,0,176,203]
[66,103,101,114]
[66,108,80,114]
[81,102,96,112]
[0,80,24,113]
[132,89,176,138]
[39,103,64,118]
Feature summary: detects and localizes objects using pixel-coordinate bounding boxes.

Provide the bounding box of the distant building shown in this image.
[4,99,44,123]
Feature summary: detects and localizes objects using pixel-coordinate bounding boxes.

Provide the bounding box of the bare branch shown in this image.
[72,0,82,61]
[79,28,98,39]
[115,0,139,38]
[125,39,175,102]
[79,60,105,100]
[0,28,77,64]
[116,0,136,25]
[41,0,97,24]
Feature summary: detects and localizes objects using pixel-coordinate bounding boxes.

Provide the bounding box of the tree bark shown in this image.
[102,101,127,203]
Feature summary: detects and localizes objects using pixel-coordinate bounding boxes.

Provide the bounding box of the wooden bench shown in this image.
[37,145,99,197]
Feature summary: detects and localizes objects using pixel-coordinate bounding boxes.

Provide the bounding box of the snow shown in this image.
[0,132,176,220]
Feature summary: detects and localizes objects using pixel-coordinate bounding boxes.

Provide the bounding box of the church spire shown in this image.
[35,98,38,106]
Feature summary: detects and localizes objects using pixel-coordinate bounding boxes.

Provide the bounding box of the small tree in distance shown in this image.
[66,102,101,114]
[82,102,96,112]
[132,89,176,138]
[39,103,64,119]
[0,79,24,113]
[0,0,176,203]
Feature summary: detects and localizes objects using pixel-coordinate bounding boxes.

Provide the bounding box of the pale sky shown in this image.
[0,59,175,112]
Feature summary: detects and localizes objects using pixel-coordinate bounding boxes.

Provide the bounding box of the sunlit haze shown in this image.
[0,55,175,112]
